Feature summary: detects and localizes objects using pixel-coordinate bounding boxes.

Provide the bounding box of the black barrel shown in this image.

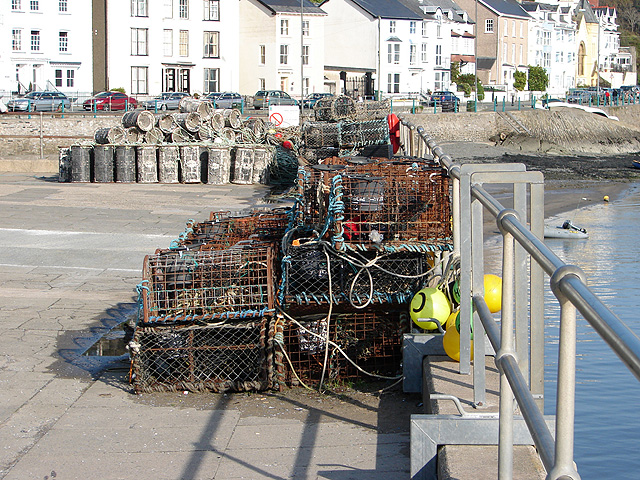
[158,146,179,183]
[93,145,115,183]
[115,145,136,182]
[58,147,71,182]
[70,145,92,182]
[94,126,126,144]
[122,110,155,132]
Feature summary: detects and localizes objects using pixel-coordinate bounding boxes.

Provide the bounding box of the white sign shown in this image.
[268,105,300,127]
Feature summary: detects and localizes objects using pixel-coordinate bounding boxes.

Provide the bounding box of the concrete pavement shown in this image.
[0,173,418,480]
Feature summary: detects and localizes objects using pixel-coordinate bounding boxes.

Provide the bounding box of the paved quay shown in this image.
[0,173,419,480]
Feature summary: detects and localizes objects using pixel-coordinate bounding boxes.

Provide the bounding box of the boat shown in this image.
[544,220,589,239]
[632,159,640,169]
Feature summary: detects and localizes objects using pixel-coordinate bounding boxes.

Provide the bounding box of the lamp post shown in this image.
[301,0,304,114]
[474,0,478,112]
[596,12,600,93]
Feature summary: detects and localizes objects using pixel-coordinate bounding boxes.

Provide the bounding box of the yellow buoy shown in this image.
[410,287,451,330]
[484,274,502,313]
[443,326,474,362]
[604,195,610,202]
[445,310,459,331]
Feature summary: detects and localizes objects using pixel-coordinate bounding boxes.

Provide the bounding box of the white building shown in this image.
[93,0,240,98]
[238,0,326,98]
[2,0,93,97]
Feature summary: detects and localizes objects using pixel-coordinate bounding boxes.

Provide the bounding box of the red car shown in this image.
[83,92,138,111]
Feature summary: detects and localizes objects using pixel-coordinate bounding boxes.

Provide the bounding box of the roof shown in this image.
[255,0,326,15]
[479,0,530,19]
[574,0,598,23]
[346,0,423,20]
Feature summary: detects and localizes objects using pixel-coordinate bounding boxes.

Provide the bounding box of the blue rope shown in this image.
[135,280,149,327]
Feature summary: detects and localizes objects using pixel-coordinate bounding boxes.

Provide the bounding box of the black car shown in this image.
[426,91,460,111]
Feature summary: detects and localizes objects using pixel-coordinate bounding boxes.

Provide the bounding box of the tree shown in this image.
[450,61,461,84]
[513,70,527,91]
[527,65,549,92]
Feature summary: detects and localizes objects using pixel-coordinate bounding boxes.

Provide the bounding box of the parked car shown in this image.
[142,92,190,111]
[425,91,460,111]
[567,89,589,104]
[6,91,71,112]
[206,92,244,109]
[83,92,137,111]
[253,90,298,109]
[303,92,334,108]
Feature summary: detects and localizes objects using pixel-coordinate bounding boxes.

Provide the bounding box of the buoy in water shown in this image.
[604,195,610,202]
[410,287,451,330]
[443,325,473,362]
[484,274,502,313]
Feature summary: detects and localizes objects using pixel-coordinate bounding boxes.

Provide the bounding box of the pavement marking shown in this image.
[0,263,139,273]
[0,227,172,238]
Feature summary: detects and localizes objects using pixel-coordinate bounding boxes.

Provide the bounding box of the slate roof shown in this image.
[346,0,423,20]
[574,0,598,23]
[480,0,530,19]
[256,0,326,15]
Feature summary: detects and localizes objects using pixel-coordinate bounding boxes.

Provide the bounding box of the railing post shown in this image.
[548,266,584,480]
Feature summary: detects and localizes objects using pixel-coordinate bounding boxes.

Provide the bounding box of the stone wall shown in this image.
[405,111,499,143]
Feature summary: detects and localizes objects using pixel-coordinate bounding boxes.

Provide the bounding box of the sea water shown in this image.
[487,183,640,479]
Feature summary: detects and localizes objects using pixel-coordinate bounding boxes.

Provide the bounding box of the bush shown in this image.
[477,83,485,101]
[513,70,527,91]
[110,87,126,94]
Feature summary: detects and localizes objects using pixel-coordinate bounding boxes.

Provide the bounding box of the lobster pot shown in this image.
[94,126,126,145]
[354,99,391,121]
[179,97,213,120]
[219,108,241,129]
[338,119,390,149]
[141,246,275,323]
[58,147,71,182]
[122,110,155,132]
[70,145,92,182]
[136,145,158,183]
[168,128,190,143]
[302,122,339,148]
[115,145,136,182]
[243,117,265,138]
[299,147,339,165]
[174,112,201,133]
[207,146,232,185]
[93,145,115,183]
[126,127,143,144]
[158,146,180,183]
[232,147,254,185]
[179,145,201,183]
[144,127,164,145]
[129,318,271,394]
[314,95,356,122]
[252,146,274,185]
[210,111,225,132]
[196,124,213,142]
[218,127,236,144]
[157,114,177,134]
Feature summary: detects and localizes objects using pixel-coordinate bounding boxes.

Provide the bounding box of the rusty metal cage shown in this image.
[314,96,356,122]
[274,311,409,387]
[353,99,391,121]
[141,246,275,324]
[302,122,340,148]
[130,317,272,393]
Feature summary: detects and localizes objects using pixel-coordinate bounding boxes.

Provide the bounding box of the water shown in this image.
[488,183,640,479]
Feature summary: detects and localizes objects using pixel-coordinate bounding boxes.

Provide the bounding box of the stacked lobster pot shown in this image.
[299,96,392,165]
[130,208,292,394]
[273,155,453,388]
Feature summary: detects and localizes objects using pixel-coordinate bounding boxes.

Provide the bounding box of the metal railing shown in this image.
[398,115,640,479]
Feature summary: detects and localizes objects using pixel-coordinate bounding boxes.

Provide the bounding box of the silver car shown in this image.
[206,92,244,109]
[6,91,71,112]
[143,92,191,111]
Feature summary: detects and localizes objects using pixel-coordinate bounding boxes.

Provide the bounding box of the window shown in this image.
[302,45,309,65]
[204,0,219,21]
[131,0,147,17]
[543,52,550,68]
[520,22,523,38]
[512,20,516,37]
[485,19,493,33]
[280,44,288,64]
[503,20,507,36]
[387,43,400,64]
[131,66,148,94]
[259,45,265,65]
[12,0,21,10]
[30,0,38,11]
[387,73,399,93]
[435,44,442,66]
[164,0,173,18]
[410,21,416,34]
[131,28,148,55]
[302,21,309,36]
[31,30,40,51]
[422,21,427,36]
[55,70,63,87]
[12,30,21,51]
[543,31,550,46]
[502,45,507,63]
[203,31,219,58]
[390,21,396,34]
[179,30,189,56]
[281,19,288,35]
[66,69,74,87]
[410,44,416,65]
[203,67,219,93]
[164,68,176,91]
[520,45,523,64]
[303,77,309,96]
[421,43,427,62]
[179,0,188,18]
[511,43,515,63]
[259,78,265,90]
[163,29,173,56]
[59,0,67,12]
[59,32,68,52]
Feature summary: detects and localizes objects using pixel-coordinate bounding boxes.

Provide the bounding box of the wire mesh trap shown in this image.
[141,246,275,324]
[130,318,271,393]
[274,311,409,387]
[314,96,356,122]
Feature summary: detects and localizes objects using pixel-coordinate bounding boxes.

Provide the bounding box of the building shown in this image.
[92,0,240,97]
[3,0,93,97]
[238,0,326,98]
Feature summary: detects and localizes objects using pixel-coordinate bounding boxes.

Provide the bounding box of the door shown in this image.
[180,69,190,93]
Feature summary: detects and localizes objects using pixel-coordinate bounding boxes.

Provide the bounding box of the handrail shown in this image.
[398,114,640,479]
